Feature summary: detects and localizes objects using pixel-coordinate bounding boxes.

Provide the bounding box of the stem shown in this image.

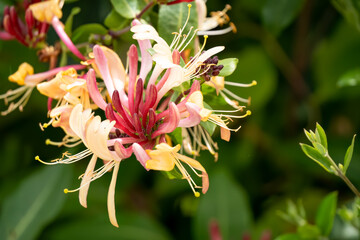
[136,1,155,19]
[326,154,360,198]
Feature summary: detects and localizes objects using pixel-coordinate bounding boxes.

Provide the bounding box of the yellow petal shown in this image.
[8,63,34,86]
[29,0,62,23]
[145,149,175,171]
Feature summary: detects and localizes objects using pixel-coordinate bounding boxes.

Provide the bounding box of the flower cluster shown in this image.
[0,0,255,227]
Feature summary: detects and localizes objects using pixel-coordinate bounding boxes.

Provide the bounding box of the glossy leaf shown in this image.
[338,68,360,87]
[343,134,356,174]
[300,143,333,173]
[64,7,81,36]
[262,0,305,36]
[315,123,328,150]
[111,0,148,19]
[158,2,198,45]
[0,165,72,240]
[104,10,131,30]
[193,170,253,240]
[218,58,238,77]
[72,24,108,44]
[315,191,338,236]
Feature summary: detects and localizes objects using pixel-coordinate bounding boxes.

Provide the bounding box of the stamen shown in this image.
[224,80,257,87]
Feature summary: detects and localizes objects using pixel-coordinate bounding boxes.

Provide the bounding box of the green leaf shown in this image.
[315,123,328,150]
[274,234,301,240]
[297,224,321,239]
[344,134,356,174]
[332,0,360,31]
[262,0,305,36]
[110,0,148,19]
[72,24,107,44]
[0,165,72,240]
[297,223,321,239]
[300,143,333,173]
[304,129,315,143]
[338,68,360,87]
[193,170,253,240]
[104,10,130,30]
[158,2,198,45]
[64,7,81,36]
[168,127,182,145]
[200,121,216,136]
[313,142,327,156]
[218,58,238,77]
[315,191,338,236]
[44,213,172,240]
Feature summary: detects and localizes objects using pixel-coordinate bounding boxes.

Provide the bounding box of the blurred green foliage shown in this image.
[1,0,360,239]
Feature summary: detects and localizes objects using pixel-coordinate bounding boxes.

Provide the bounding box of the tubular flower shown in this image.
[0,63,86,115]
[33,10,252,227]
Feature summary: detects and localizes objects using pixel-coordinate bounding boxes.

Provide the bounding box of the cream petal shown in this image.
[85,117,115,161]
[107,161,120,227]
[79,154,98,208]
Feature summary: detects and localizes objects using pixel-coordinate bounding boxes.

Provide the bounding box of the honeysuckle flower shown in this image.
[0,63,86,115]
[29,0,86,60]
[145,143,209,196]
[33,10,252,228]
[1,1,50,47]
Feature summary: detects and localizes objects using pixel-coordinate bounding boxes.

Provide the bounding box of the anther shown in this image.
[45,139,51,145]
[194,192,200,197]
[64,188,69,194]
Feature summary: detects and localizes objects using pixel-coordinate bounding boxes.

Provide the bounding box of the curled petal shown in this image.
[220,127,230,142]
[108,161,120,227]
[178,102,202,128]
[100,45,127,92]
[132,19,152,80]
[86,69,107,110]
[151,103,180,138]
[114,141,133,159]
[79,155,98,208]
[202,172,209,194]
[93,45,115,96]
